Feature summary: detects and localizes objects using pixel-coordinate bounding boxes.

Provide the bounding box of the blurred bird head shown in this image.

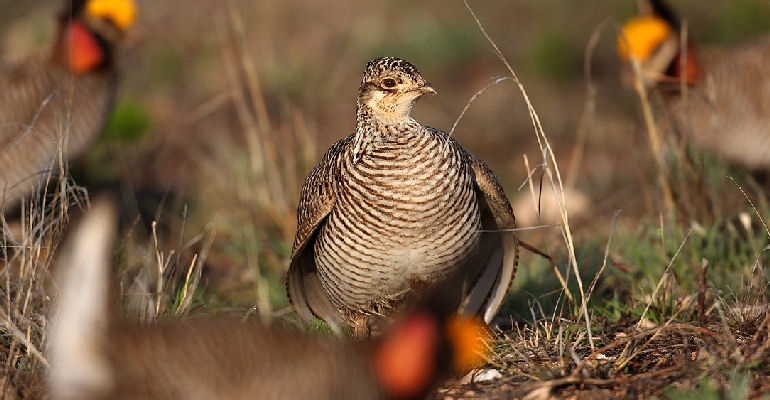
[617,0,698,87]
[64,0,137,30]
[371,260,491,399]
[372,312,489,399]
[55,0,137,74]
[357,57,436,123]
[617,16,673,62]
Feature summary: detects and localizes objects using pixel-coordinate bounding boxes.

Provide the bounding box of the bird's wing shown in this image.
[286,135,352,333]
[459,149,519,323]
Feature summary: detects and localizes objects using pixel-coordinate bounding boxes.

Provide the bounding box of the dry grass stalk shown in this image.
[729,176,770,240]
[449,76,511,137]
[243,224,273,321]
[522,154,540,219]
[697,258,709,322]
[220,0,306,239]
[565,19,609,192]
[175,253,199,316]
[1,169,87,397]
[585,210,621,303]
[613,228,691,371]
[618,24,675,213]
[150,221,174,318]
[463,0,593,349]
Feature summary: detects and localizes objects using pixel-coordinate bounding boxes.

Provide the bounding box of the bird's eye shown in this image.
[381,78,398,88]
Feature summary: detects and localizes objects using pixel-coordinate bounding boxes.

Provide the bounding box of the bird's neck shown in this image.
[650,41,700,97]
[355,100,417,133]
[352,101,421,163]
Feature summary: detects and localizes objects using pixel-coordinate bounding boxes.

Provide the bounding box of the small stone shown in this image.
[460,368,503,384]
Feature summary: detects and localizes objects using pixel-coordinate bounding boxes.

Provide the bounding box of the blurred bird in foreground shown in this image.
[618,0,770,172]
[48,198,490,400]
[287,57,519,337]
[0,0,136,209]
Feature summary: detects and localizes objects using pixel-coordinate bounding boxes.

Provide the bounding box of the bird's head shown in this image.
[372,311,490,399]
[617,0,678,62]
[357,57,436,124]
[616,0,698,87]
[617,15,674,63]
[370,253,492,399]
[55,0,137,74]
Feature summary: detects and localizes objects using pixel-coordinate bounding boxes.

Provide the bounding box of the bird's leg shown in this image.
[352,315,372,338]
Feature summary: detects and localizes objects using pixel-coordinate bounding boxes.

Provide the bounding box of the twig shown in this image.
[629,56,674,212]
[519,239,574,306]
[530,365,682,391]
[697,258,709,322]
[571,322,719,376]
[565,19,611,192]
[728,176,770,240]
[586,210,621,303]
[450,77,511,136]
[0,315,50,370]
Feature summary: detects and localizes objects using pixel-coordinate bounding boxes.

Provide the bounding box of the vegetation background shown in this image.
[1,0,769,398]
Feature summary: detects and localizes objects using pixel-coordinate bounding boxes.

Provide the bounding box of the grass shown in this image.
[1,171,86,398]
[442,2,770,398]
[2,0,770,398]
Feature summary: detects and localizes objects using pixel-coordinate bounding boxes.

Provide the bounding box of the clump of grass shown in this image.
[117,210,216,323]
[1,155,213,399]
[463,0,594,353]
[188,0,318,319]
[1,169,87,398]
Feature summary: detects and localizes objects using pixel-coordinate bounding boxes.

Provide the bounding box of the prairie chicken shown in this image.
[48,200,489,400]
[0,0,136,208]
[287,57,519,336]
[618,0,770,171]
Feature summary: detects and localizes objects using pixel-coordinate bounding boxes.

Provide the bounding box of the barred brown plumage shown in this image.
[668,39,770,171]
[287,57,519,336]
[0,60,115,207]
[0,0,134,209]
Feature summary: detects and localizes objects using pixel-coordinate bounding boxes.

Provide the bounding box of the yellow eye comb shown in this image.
[86,0,137,30]
[618,16,672,61]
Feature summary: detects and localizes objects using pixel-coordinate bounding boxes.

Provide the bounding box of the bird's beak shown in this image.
[420,85,437,95]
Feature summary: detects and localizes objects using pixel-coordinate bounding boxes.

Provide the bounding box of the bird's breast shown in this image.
[313,134,482,313]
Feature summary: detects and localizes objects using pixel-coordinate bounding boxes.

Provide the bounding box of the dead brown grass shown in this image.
[1,171,86,398]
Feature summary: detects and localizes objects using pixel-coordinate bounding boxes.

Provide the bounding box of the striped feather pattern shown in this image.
[314,121,481,316]
[287,57,519,334]
[0,58,114,208]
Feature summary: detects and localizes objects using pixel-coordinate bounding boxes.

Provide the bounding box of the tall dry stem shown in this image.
[464,0,593,349]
